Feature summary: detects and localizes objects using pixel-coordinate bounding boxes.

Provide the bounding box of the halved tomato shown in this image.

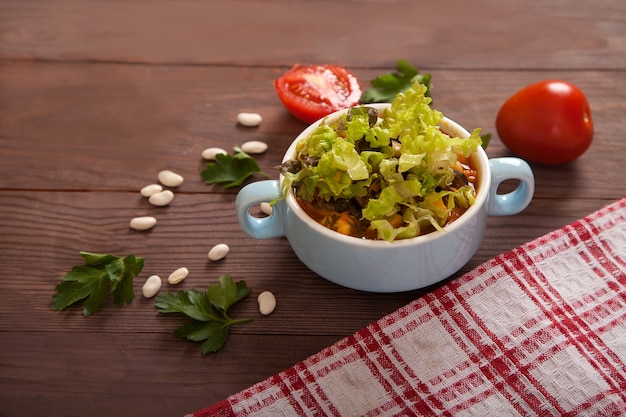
[274,64,362,124]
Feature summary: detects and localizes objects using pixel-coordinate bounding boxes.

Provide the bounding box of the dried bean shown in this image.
[129,216,157,231]
[148,190,174,206]
[202,147,228,160]
[167,267,189,284]
[257,291,276,315]
[208,243,229,261]
[142,275,162,298]
[240,140,268,154]
[140,183,163,197]
[237,112,262,127]
[260,202,273,216]
[158,170,184,187]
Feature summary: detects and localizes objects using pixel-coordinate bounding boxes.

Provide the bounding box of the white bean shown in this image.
[158,170,184,187]
[202,147,228,160]
[167,267,189,285]
[142,275,162,298]
[237,112,262,127]
[129,216,157,231]
[240,140,268,154]
[260,202,273,216]
[208,243,229,261]
[140,183,163,197]
[257,291,276,315]
[148,189,174,206]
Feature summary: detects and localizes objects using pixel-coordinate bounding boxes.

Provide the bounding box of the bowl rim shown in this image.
[280,103,490,247]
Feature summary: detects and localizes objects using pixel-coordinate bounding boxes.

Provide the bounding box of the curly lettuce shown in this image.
[282,82,482,242]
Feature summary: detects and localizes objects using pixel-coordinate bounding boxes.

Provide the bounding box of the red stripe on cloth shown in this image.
[189,198,626,417]
[294,338,355,417]
[444,286,548,413]
[362,320,443,415]
[352,326,421,415]
[515,236,626,404]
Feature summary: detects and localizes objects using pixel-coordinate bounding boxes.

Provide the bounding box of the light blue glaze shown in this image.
[236,155,533,293]
[235,110,535,292]
[487,158,535,216]
[235,180,284,239]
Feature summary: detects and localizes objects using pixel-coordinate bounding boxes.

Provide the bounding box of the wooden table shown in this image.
[1,1,624,415]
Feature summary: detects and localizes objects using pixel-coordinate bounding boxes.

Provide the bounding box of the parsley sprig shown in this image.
[155,275,252,354]
[360,59,432,104]
[200,147,266,189]
[361,60,491,148]
[51,252,144,316]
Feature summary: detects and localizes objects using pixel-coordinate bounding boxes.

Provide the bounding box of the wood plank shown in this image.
[0,61,291,192]
[0,0,624,69]
[0,191,612,335]
[1,62,624,199]
[2,2,625,415]
[0,194,615,416]
[0,331,340,417]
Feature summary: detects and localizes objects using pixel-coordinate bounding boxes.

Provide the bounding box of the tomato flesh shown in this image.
[495,80,593,165]
[274,64,362,124]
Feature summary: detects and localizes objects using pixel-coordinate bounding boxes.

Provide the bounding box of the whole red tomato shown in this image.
[274,64,362,124]
[495,80,593,165]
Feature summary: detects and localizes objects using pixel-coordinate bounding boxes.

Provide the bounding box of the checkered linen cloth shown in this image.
[189,198,626,417]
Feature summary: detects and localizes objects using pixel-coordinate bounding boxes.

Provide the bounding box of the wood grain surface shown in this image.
[1,1,625,416]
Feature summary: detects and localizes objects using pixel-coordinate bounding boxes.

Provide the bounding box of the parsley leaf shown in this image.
[200,147,266,189]
[155,275,252,354]
[51,252,144,316]
[360,59,432,104]
[480,132,492,149]
[360,60,491,148]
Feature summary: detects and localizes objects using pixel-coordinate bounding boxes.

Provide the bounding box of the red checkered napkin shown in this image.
[189,198,626,417]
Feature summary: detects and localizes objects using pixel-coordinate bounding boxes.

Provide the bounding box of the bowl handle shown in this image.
[487,157,535,216]
[235,180,285,239]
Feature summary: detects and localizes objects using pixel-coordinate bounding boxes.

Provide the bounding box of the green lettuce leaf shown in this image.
[282,81,482,242]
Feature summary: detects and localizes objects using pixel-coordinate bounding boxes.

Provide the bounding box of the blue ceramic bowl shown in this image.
[236,104,534,292]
